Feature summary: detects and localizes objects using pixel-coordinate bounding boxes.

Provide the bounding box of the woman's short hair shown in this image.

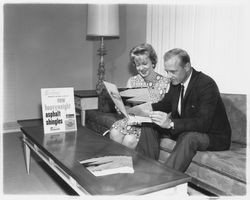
[163,48,191,67]
[130,43,158,68]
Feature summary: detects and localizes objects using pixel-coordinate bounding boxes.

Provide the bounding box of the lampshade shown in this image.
[87,4,119,37]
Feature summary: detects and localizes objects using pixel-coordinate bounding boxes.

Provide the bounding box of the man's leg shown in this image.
[136,125,161,160]
[165,131,210,172]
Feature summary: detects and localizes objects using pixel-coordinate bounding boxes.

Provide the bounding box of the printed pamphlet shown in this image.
[41,87,77,134]
[80,156,134,176]
[120,87,150,103]
[103,81,152,123]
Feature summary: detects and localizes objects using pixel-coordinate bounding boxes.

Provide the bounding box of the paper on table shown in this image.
[80,156,134,176]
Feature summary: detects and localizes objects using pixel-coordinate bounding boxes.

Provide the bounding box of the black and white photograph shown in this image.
[1,0,249,199]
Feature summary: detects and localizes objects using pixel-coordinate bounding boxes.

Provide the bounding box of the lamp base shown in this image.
[96,37,106,94]
[96,63,105,94]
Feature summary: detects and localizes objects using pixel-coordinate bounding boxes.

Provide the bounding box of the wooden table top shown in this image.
[21,125,190,195]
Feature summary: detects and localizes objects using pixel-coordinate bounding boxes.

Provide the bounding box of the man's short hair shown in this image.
[163,48,191,67]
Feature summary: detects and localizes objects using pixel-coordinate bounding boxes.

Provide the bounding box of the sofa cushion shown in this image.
[221,93,246,144]
[159,137,246,195]
[98,89,116,113]
[86,110,123,134]
[160,138,246,182]
[186,160,246,195]
[191,142,246,183]
[159,136,176,152]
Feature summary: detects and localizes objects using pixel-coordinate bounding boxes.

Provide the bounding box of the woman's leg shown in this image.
[109,127,125,143]
[109,118,127,143]
[122,134,138,149]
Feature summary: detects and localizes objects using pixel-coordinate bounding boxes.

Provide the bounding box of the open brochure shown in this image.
[120,88,151,104]
[103,81,152,123]
[80,156,134,176]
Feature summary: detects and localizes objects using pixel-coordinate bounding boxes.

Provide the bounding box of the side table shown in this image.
[74,90,98,126]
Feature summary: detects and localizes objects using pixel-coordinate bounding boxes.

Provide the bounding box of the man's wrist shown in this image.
[169,120,174,129]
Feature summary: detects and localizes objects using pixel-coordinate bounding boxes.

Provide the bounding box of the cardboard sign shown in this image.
[41,87,77,134]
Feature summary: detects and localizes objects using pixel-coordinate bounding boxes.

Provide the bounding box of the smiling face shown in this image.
[130,43,157,78]
[164,56,190,85]
[134,54,154,78]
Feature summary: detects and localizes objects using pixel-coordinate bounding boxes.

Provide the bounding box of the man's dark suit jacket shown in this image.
[152,68,231,151]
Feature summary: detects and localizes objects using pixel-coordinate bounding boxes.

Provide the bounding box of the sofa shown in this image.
[84,89,247,196]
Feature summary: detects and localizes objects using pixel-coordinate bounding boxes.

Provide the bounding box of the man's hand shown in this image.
[149,111,172,129]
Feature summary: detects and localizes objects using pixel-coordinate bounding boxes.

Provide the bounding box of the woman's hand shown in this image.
[127,115,141,126]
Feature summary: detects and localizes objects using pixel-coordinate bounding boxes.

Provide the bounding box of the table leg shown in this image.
[23,137,31,174]
[81,110,86,126]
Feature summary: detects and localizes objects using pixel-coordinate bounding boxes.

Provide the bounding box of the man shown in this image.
[132,48,231,172]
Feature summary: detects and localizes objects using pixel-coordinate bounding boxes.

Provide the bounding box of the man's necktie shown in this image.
[178,84,184,115]
[180,84,184,115]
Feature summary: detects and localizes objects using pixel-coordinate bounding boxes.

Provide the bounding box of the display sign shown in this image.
[41,87,77,134]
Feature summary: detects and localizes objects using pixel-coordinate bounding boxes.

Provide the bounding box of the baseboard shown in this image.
[2,121,21,134]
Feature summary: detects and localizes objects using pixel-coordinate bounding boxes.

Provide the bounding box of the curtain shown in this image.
[146,2,250,93]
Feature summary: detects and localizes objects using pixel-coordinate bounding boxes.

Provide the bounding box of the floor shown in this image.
[2,131,76,196]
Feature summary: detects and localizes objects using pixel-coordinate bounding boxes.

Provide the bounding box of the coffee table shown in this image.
[21,125,190,195]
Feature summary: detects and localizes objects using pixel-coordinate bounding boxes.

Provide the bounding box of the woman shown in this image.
[109,43,170,153]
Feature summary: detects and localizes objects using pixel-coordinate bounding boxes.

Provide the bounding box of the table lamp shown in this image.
[87,4,120,94]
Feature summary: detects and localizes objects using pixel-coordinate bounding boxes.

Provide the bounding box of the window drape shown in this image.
[146,3,249,93]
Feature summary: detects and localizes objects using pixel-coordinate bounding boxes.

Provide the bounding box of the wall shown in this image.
[4,4,94,122]
[3,4,147,123]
